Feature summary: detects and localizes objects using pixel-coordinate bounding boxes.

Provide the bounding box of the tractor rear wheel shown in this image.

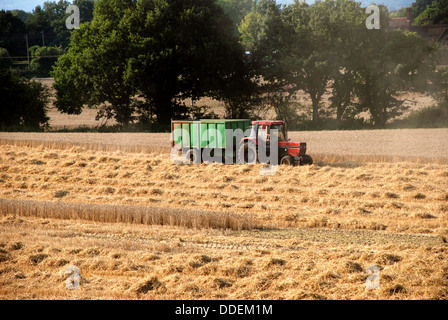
[238,143,257,164]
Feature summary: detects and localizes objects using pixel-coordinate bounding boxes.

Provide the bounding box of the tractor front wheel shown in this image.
[280,155,295,166]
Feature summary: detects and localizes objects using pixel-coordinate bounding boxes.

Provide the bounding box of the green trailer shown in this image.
[171,119,251,162]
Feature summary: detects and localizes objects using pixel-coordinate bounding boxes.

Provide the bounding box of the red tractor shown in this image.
[238,120,313,166]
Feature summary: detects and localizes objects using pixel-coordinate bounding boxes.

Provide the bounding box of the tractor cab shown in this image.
[243,120,313,166]
[253,120,287,142]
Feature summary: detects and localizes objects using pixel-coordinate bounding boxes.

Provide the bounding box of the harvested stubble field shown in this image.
[1,128,448,163]
[0,131,448,300]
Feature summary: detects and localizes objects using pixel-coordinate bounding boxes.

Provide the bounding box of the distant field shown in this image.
[1,128,448,163]
[39,78,437,131]
[0,140,447,299]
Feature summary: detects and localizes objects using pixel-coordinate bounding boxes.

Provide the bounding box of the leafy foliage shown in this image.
[0,10,27,57]
[29,45,65,77]
[216,0,256,28]
[3,0,443,131]
[413,0,448,25]
[25,0,95,48]
[52,0,252,126]
[389,7,407,18]
[393,102,448,128]
[411,0,437,20]
[0,66,49,129]
[0,47,13,69]
[239,0,438,128]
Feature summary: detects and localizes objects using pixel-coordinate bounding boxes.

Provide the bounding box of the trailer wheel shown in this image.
[280,155,294,166]
[238,143,257,164]
[185,149,201,164]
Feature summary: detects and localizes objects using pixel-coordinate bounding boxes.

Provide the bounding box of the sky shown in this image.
[0,0,414,13]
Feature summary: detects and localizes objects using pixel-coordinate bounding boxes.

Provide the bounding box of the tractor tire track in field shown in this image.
[188,229,447,253]
[31,219,445,254]
[71,224,448,254]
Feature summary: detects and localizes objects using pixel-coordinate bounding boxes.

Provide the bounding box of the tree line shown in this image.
[0,0,95,76]
[1,0,448,131]
[0,1,95,130]
[237,0,445,128]
[407,0,448,25]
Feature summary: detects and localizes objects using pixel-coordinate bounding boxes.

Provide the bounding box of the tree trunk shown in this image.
[154,94,174,126]
[311,94,319,123]
[336,102,344,121]
[376,105,386,128]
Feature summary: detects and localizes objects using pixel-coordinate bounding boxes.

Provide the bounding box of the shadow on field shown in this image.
[314,160,365,168]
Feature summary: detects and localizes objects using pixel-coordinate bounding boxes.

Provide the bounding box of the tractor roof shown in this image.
[252,120,285,125]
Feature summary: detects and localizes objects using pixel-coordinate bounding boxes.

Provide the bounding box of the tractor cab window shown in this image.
[269,124,286,141]
[249,125,257,139]
[258,125,268,142]
[258,124,286,142]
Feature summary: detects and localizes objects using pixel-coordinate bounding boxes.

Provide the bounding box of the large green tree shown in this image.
[52,0,252,126]
[354,30,436,127]
[240,0,340,123]
[52,0,136,124]
[240,0,437,127]
[238,0,302,123]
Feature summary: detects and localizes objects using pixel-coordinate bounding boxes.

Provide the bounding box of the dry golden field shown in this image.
[0,133,448,300]
[2,127,448,162]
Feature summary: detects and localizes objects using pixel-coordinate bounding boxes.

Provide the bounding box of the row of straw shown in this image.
[0,198,258,231]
